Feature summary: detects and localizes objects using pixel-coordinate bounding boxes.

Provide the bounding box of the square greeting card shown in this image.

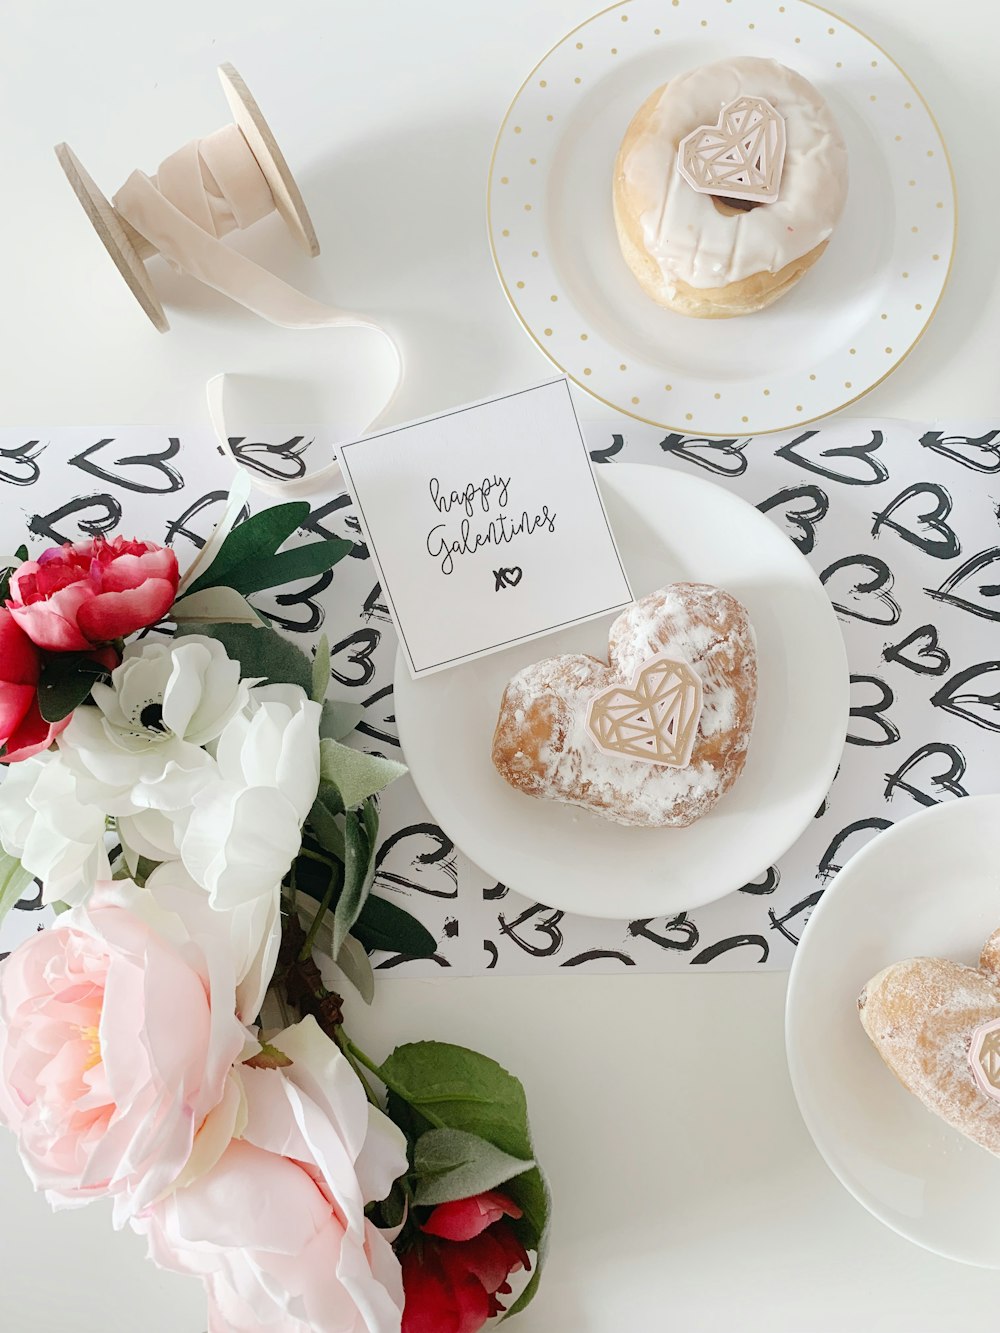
[338,379,633,677]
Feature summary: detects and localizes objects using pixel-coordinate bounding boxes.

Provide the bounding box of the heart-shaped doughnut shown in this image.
[491,583,757,828]
[859,929,1000,1154]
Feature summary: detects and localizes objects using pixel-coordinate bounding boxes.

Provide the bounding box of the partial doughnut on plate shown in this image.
[491,583,757,828]
[613,56,849,317]
[859,928,1000,1156]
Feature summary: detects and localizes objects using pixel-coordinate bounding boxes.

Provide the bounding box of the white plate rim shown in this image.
[784,794,1000,1268]
[394,461,850,919]
[486,0,958,437]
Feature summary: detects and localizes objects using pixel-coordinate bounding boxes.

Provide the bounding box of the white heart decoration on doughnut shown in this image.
[677,95,787,204]
[968,1018,1000,1105]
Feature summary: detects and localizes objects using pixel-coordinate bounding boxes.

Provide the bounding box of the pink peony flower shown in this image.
[402,1192,530,1333]
[134,1016,408,1333]
[6,536,179,651]
[0,877,246,1222]
[0,608,68,761]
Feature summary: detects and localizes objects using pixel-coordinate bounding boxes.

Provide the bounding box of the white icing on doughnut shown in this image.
[620,57,849,291]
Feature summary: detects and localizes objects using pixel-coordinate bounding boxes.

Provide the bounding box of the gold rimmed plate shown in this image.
[487,0,956,435]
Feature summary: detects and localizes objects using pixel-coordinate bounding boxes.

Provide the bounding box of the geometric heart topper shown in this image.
[586,652,704,767]
[677,96,787,205]
[968,1017,1000,1103]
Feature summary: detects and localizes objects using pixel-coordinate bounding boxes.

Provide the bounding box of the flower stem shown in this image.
[336,1030,381,1107]
[339,1036,443,1128]
[297,847,337,869]
[298,863,343,962]
[342,1036,383,1081]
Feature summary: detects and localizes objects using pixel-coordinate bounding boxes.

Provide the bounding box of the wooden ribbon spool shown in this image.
[54,64,319,333]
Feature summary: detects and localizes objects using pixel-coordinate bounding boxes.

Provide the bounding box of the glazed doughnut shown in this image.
[613,56,849,317]
[491,583,757,828]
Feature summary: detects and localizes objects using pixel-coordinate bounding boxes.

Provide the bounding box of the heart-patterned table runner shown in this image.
[1,418,998,975]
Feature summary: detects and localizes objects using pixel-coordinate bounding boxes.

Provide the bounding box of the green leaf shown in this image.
[375,1180,407,1230]
[0,545,28,605]
[311,633,331,704]
[176,473,252,596]
[177,623,311,693]
[0,851,35,933]
[319,738,407,810]
[308,785,346,859]
[320,699,364,742]
[180,497,352,601]
[502,1167,551,1316]
[38,653,111,723]
[378,1043,531,1158]
[411,1127,535,1207]
[290,839,341,904]
[244,1040,293,1070]
[337,933,375,1005]
[353,894,436,958]
[332,805,377,958]
[181,501,309,597]
[225,541,351,598]
[377,1040,550,1314]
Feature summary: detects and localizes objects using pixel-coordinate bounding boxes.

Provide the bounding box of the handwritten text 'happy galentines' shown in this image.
[425,475,557,575]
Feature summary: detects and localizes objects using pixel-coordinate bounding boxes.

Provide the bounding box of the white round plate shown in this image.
[786,796,1000,1267]
[394,463,848,918]
[487,0,956,436]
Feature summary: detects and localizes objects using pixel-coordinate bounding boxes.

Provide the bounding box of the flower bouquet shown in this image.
[0,477,548,1332]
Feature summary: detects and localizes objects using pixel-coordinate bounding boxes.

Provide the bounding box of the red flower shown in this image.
[422,1191,524,1243]
[6,537,179,651]
[0,609,68,762]
[402,1192,531,1333]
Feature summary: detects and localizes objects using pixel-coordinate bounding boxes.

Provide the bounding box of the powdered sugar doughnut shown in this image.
[859,930,1000,1156]
[614,57,849,317]
[491,583,756,828]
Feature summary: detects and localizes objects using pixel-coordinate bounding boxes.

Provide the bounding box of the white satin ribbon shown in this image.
[113,124,401,495]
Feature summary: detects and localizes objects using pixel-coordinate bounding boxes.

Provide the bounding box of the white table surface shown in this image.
[1,0,998,1328]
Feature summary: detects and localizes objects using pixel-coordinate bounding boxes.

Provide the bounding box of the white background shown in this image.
[1,0,998,1329]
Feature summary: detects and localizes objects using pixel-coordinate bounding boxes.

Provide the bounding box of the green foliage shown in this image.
[178,500,351,600]
[309,785,346,857]
[177,623,312,693]
[0,851,35,933]
[332,801,378,959]
[336,933,376,1004]
[0,545,28,604]
[290,844,436,961]
[320,699,364,741]
[37,653,110,723]
[311,633,331,704]
[378,1041,550,1314]
[319,738,407,811]
[351,893,436,959]
[411,1127,534,1207]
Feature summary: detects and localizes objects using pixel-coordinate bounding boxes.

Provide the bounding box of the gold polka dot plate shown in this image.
[487,0,956,435]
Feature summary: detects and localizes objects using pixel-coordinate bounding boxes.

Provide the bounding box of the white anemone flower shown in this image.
[56,635,248,864]
[181,685,321,910]
[0,752,108,904]
[92,635,252,749]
